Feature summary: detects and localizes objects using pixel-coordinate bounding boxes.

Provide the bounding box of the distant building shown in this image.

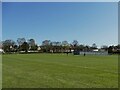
[0,49,4,53]
[92,49,99,52]
[37,46,41,51]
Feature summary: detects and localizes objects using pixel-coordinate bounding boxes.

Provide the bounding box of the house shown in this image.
[0,49,4,53]
[92,49,99,52]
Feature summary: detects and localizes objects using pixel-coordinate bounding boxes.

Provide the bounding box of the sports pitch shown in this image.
[2,54,118,88]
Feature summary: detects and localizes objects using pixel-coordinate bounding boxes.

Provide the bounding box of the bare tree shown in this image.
[92,43,97,49]
[72,40,79,47]
[17,38,26,46]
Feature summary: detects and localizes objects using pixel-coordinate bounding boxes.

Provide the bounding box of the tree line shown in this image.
[0,38,120,54]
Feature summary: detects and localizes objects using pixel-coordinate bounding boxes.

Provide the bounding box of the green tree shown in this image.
[28,39,37,50]
[21,42,29,53]
[2,39,16,52]
[42,40,51,52]
[17,38,26,46]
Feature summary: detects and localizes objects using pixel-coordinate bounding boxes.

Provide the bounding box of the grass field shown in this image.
[2,54,118,88]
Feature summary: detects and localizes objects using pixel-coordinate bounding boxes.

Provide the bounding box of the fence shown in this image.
[80,51,108,55]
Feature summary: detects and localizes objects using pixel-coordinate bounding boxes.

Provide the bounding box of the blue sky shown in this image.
[2,2,118,46]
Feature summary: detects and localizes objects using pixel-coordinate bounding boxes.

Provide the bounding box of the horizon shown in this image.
[1,38,119,48]
[2,2,118,47]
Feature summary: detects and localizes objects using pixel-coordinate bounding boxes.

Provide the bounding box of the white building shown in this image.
[0,49,4,53]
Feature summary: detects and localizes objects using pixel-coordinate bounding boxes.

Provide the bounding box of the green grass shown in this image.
[2,54,118,88]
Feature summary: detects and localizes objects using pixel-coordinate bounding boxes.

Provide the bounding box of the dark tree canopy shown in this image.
[17,38,26,46]
[2,39,16,52]
[21,42,29,53]
[72,40,79,47]
[28,39,35,46]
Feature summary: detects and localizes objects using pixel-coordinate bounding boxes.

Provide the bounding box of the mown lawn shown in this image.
[2,54,118,88]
